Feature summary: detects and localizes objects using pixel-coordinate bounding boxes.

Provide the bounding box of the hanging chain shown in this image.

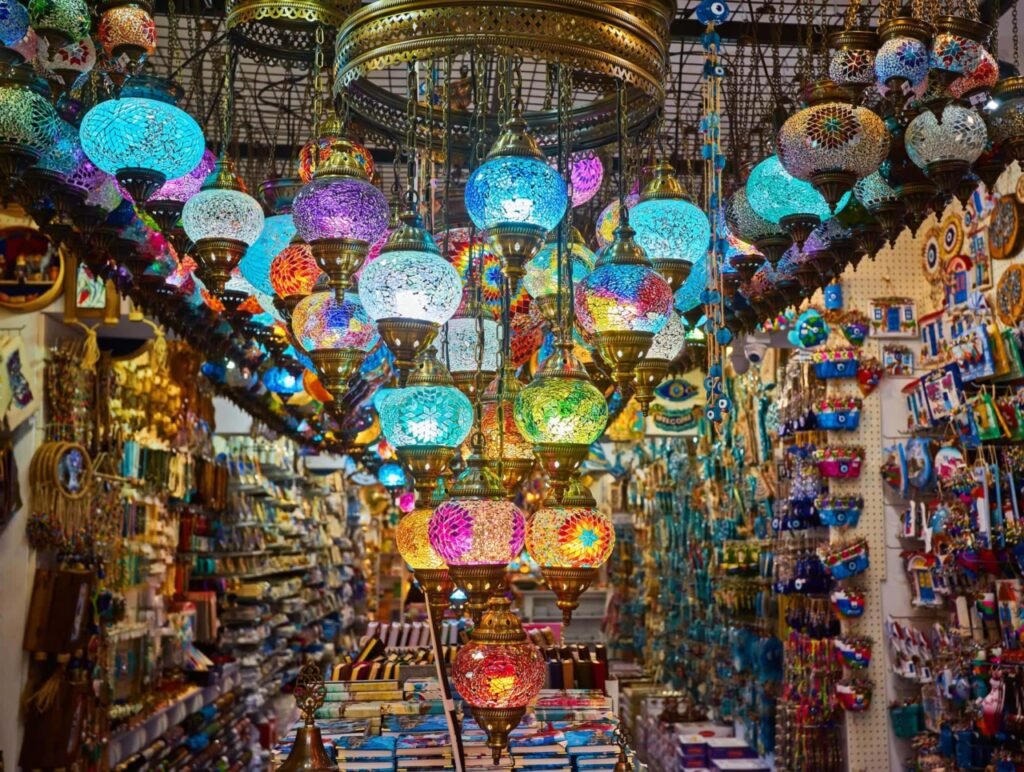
[843,0,860,31]
[312,25,325,128]
[220,45,237,153]
[511,55,524,114]
[167,0,180,73]
[497,55,509,126]
[406,61,418,205]
[425,61,437,229]
[441,55,452,257]
[1014,2,1020,69]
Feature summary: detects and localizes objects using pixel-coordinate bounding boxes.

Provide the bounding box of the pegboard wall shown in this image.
[808,161,1023,772]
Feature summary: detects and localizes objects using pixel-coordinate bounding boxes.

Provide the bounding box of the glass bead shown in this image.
[526,502,615,568]
[397,508,446,570]
[359,248,463,324]
[239,213,297,295]
[905,104,987,168]
[465,155,567,232]
[523,239,595,300]
[270,243,323,298]
[182,187,265,246]
[630,196,710,267]
[428,499,525,566]
[575,263,673,335]
[746,155,849,225]
[292,175,389,244]
[291,291,379,352]
[452,638,546,709]
[377,384,473,448]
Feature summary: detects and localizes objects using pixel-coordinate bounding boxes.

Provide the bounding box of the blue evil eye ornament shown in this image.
[695,0,730,24]
[787,309,830,348]
[824,283,843,311]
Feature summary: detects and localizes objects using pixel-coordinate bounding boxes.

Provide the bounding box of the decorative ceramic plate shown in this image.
[922,227,942,278]
[939,212,963,262]
[989,194,1024,260]
[996,264,1024,327]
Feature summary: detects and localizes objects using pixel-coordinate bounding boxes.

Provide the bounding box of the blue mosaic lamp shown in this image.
[377,462,407,490]
[80,74,204,205]
[465,109,567,294]
[629,160,710,291]
[675,254,707,315]
[263,364,304,395]
[239,213,297,295]
[0,0,29,48]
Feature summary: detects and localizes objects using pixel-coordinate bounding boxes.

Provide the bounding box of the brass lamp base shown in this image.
[728,251,763,282]
[273,293,304,324]
[779,213,820,249]
[849,222,883,267]
[467,705,527,764]
[925,158,970,197]
[595,330,654,390]
[869,201,905,245]
[632,357,670,416]
[377,317,439,386]
[533,443,590,502]
[651,258,691,291]
[309,237,369,300]
[395,445,455,502]
[309,348,366,404]
[145,198,184,232]
[194,237,247,295]
[447,563,507,624]
[277,725,338,772]
[0,143,38,183]
[533,293,565,324]
[452,369,495,399]
[414,567,455,631]
[487,223,547,296]
[895,181,937,225]
[116,166,167,205]
[493,458,535,496]
[810,169,857,213]
[541,565,599,625]
[753,233,792,266]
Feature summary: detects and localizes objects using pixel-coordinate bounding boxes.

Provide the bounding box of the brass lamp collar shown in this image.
[472,597,529,644]
[380,209,442,256]
[595,222,653,268]
[450,459,507,500]
[316,136,372,180]
[406,346,456,387]
[201,157,249,194]
[559,477,597,507]
[544,226,587,246]
[878,16,932,43]
[639,160,688,202]
[486,112,545,161]
[536,341,591,381]
[801,79,853,107]
[827,29,879,51]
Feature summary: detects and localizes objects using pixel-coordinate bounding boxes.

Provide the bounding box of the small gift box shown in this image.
[820,538,870,580]
[835,635,872,670]
[815,446,865,478]
[814,396,862,431]
[815,495,864,527]
[837,678,873,712]
[812,347,861,379]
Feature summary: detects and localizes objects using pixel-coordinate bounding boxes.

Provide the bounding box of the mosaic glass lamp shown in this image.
[929,15,990,90]
[594,193,640,249]
[481,367,535,495]
[0,0,29,47]
[358,210,463,383]
[987,77,1024,165]
[514,341,608,502]
[298,115,374,183]
[98,1,157,66]
[725,188,791,267]
[292,135,389,299]
[0,63,58,182]
[396,508,454,628]
[746,154,849,247]
[182,157,265,294]
[777,80,889,212]
[875,17,932,96]
[138,148,215,242]
[452,597,546,762]
[905,104,987,195]
[629,160,710,290]
[526,479,614,623]
[574,219,673,388]
[523,227,595,324]
[465,109,568,294]
[291,290,379,405]
[27,0,88,49]
[238,213,298,297]
[445,291,500,398]
[566,150,604,207]
[270,242,323,299]
[827,29,878,92]
[633,310,686,415]
[23,114,84,221]
[675,255,707,316]
[853,169,905,243]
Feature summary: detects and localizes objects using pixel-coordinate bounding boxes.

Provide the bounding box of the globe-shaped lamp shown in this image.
[524,227,595,324]
[80,74,204,204]
[875,18,932,96]
[298,115,375,184]
[397,507,454,625]
[98,2,157,66]
[629,160,710,290]
[27,0,88,49]
[21,114,83,222]
[465,111,568,293]
[237,212,297,296]
[853,169,904,242]
[633,310,686,414]
[989,77,1024,165]
[905,104,987,195]
[746,154,849,247]
[567,150,604,207]
[0,64,58,183]
[270,242,322,299]
[358,211,463,382]
[481,367,535,494]
[725,188,791,267]
[445,292,500,397]
[0,0,29,47]
[137,148,215,251]
[827,29,878,91]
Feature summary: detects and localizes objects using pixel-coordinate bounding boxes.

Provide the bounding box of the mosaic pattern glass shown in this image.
[930,32,982,74]
[36,116,82,177]
[804,218,853,254]
[575,263,673,335]
[452,639,546,709]
[989,95,1024,147]
[630,195,710,266]
[145,148,214,203]
[567,151,604,207]
[28,0,89,42]
[853,170,899,210]
[725,189,783,242]
[98,4,156,59]
[298,136,374,184]
[224,268,258,295]
[875,36,929,88]
[778,102,889,180]
[523,239,595,300]
[746,155,848,225]
[829,48,875,85]
[437,227,530,316]
[465,155,568,232]
[183,187,265,245]
[482,378,534,461]
[948,50,998,100]
[37,34,95,88]
[647,310,687,360]
[10,26,34,60]
[905,104,987,168]
[262,366,302,395]
[675,255,708,314]
[397,508,446,570]
[239,213,296,295]
[292,175,389,244]
[291,291,379,352]
[378,462,406,488]
[594,194,640,248]
[445,315,500,374]
[377,383,473,448]
[270,243,322,297]
[0,84,57,153]
[514,371,608,445]
[526,503,615,568]
[80,96,204,180]
[428,499,525,566]
[359,248,463,324]
[0,0,28,46]
[354,229,390,282]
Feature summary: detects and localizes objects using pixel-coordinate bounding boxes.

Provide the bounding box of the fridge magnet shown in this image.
[918,309,948,367]
[939,211,964,261]
[949,324,995,382]
[922,227,942,279]
[0,333,38,430]
[883,344,914,376]
[944,254,972,308]
[839,310,869,347]
[921,364,966,423]
[870,297,917,338]
[967,228,992,290]
[856,356,883,396]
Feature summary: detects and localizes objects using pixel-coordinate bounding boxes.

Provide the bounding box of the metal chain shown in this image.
[220,45,236,152]
[441,55,452,264]
[497,55,509,127]
[617,79,628,217]
[425,61,436,228]
[843,0,860,31]
[167,0,180,73]
[312,25,325,128]
[511,54,524,114]
[406,61,418,203]
[559,64,575,335]
[1014,2,1020,69]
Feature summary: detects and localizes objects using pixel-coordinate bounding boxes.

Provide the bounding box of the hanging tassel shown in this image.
[22,654,68,716]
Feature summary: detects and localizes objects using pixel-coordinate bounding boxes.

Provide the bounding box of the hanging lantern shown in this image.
[523,227,595,323]
[358,210,463,384]
[0,61,58,184]
[633,311,685,415]
[451,597,546,762]
[445,291,500,398]
[379,349,473,501]
[465,110,568,294]
[875,17,932,99]
[526,479,615,624]
[291,290,379,406]
[905,104,987,196]
[140,148,215,254]
[270,242,323,299]
[27,0,89,50]
[629,160,710,290]
[292,135,389,299]
[0,0,29,47]
[777,80,889,212]
[182,157,266,294]
[429,463,525,622]
[239,214,299,297]
[675,254,707,320]
[988,77,1024,165]
[574,220,673,388]
[298,115,375,183]
[928,15,990,100]
[514,341,608,502]
[481,367,535,495]
[725,188,791,267]
[746,155,848,247]
[98,0,157,67]
[828,29,878,94]
[80,75,204,205]
[397,508,454,629]
[21,113,84,229]
[853,169,905,244]
[565,150,604,207]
